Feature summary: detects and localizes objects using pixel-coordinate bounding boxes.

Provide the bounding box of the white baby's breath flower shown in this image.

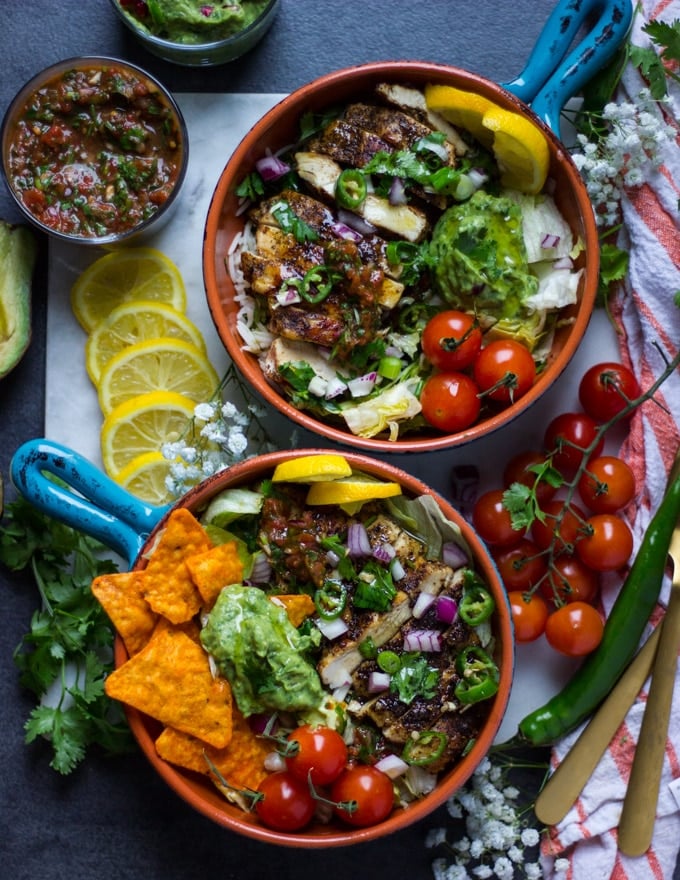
[492,856,514,880]
[194,402,216,421]
[525,864,543,880]
[520,828,540,847]
[554,858,570,875]
[472,866,493,879]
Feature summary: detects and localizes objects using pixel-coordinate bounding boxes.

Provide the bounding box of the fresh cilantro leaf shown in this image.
[631,19,680,99]
[502,482,544,532]
[598,241,630,303]
[235,171,265,201]
[629,44,669,99]
[353,560,396,612]
[278,361,316,404]
[271,200,319,243]
[390,653,439,704]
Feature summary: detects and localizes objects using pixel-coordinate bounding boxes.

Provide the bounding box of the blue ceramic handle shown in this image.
[10,439,171,567]
[503,0,633,136]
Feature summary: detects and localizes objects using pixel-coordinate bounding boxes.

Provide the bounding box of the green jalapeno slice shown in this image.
[314,580,347,620]
[298,265,340,304]
[454,645,499,704]
[459,584,495,626]
[335,169,368,210]
[402,730,448,766]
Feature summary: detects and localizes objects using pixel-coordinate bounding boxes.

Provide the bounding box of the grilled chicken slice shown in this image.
[344,102,457,165]
[374,82,469,156]
[262,337,342,386]
[295,151,429,243]
[241,225,325,295]
[268,300,348,349]
[308,118,393,168]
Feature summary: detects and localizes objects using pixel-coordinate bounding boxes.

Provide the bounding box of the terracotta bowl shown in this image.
[118,449,514,846]
[203,61,599,454]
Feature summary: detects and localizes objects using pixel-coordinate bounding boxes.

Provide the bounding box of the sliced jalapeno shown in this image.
[454,645,499,705]
[314,579,347,620]
[299,265,339,304]
[402,730,448,766]
[459,584,495,626]
[377,649,401,675]
[335,168,368,210]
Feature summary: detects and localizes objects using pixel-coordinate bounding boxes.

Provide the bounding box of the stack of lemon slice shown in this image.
[71,248,220,505]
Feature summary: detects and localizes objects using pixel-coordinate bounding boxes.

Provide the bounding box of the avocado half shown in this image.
[0,220,36,379]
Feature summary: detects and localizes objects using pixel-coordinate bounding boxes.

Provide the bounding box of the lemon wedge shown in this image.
[115,451,174,505]
[86,300,206,385]
[306,477,402,512]
[424,83,496,148]
[97,337,219,416]
[272,454,353,484]
[100,390,197,477]
[482,106,550,194]
[71,248,186,332]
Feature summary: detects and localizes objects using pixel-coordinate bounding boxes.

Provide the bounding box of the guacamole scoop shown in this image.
[201,585,325,717]
[118,0,270,45]
[430,190,538,321]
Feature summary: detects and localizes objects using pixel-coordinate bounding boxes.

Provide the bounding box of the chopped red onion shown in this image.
[368,670,391,693]
[406,764,438,796]
[391,558,406,581]
[248,551,273,584]
[541,233,562,249]
[330,221,364,242]
[248,712,279,735]
[373,542,396,564]
[325,376,348,400]
[412,591,436,619]
[468,167,489,189]
[389,177,407,205]
[347,371,377,398]
[316,616,349,640]
[337,209,377,235]
[308,375,329,397]
[274,286,301,306]
[325,549,341,567]
[332,681,352,701]
[416,137,449,163]
[347,522,372,558]
[375,753,410,779]
[436,595,458,624]
[442,541,468,570]
[255,154,290,181]
[403,629,443,652]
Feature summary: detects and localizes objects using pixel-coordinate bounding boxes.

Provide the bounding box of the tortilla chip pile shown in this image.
[91,507,315,795]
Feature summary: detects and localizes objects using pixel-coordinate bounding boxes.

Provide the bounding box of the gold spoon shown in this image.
[617,522,680,856]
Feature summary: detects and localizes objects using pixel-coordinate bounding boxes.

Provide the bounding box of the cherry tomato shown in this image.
[255,771,316,832]
[575,513,634,571]
[331,765,394,827]
[544,412,604,476]
[285,725,348,786]
[472,488,526,548]
[473,339,536,404]
[420,372,481,433]
[545,602,604,656]
[531,499,587,553]
[541,555,600,605]
[421,310,482,371]
[578,362,641,422]
[577,456,636,513]
[503,449,561,506]
[493,539,548,591]
[508,591,550,642]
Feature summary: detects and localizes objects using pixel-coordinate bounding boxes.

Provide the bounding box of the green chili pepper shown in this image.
[518,459,680,746]
[335,168,368,210]
[397,302,437,333]
[298,265,339,304]
[459,584,495,626]
[378,355,403,380]
[314,580,347,620]
[377,650,401,675]
[402,730,448,766]
[454,645,499,704]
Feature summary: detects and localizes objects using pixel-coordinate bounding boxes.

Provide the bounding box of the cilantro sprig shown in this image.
[632,19,680,99]
[1,496,134,774]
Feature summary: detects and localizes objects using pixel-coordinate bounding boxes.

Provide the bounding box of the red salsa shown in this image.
[6,63,184,238]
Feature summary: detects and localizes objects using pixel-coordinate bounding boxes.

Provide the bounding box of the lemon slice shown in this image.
[97,337,220,416]
[306,477,402,510]
[272,454,353,483]
[71,248,187,332]
[100,390,196,477]
[86,300,206,385]
[424,83,496,147]
[115,451,174,505]
[481,106,550,194]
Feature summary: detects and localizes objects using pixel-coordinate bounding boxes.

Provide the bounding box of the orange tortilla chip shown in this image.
[185,541,245,609]
[270,593,316,628]
[155,707,270,791]
[105,626,233,748]
[142,508,213,623]
[150,614,201,644]
[91,571,157,655]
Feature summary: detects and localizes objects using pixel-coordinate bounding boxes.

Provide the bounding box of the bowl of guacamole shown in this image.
[109,0,279,66]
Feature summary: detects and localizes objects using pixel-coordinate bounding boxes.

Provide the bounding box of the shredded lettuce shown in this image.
[507,190,575,263]
[341,379,421,440]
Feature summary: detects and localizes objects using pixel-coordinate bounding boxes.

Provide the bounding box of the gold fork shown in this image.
[617,521,680,856]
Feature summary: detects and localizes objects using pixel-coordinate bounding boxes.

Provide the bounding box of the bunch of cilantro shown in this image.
[1,495,134,774]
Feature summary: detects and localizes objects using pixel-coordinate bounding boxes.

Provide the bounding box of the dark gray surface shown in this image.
[0,3,600,879]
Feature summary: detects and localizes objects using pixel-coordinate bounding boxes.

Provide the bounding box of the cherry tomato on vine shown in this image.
[255,770,316,831]
[503,449,561,506]
[545,602,604,656]
[544,412,604,475]
[285,725,348,786]
[575,513,634,571]
[577,456,636,513]
[421,310,482,371]
[531,499,587,553]
[507,591,550,642]
[331,765,394,827]
[578,362,641,422]
[493,539,547,591]
[420,372,481,432]
[472,488,527,548]
[473,339,536,404]
[541,555,600,605]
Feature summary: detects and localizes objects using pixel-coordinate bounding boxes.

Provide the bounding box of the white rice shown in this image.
[227,222,274,354]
